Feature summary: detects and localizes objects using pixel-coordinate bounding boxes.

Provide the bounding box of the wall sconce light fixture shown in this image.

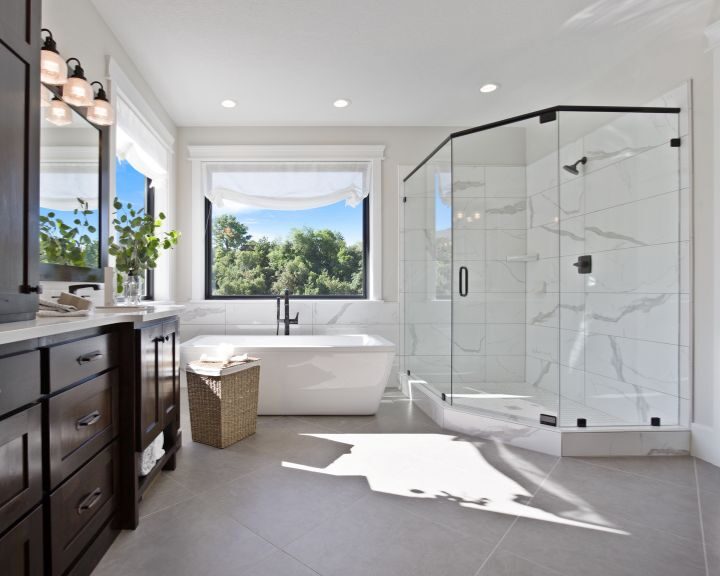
[40,29,67,85]
[62,58,94,107]
[87,81,114,126]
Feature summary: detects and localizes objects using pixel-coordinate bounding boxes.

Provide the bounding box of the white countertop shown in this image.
[0,305,185,346]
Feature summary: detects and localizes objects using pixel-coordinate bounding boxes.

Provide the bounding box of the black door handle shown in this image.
[459,266,468,297]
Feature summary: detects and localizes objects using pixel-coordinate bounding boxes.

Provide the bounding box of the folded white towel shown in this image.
[37,309,91,317]
[38,292,95,318]
[137,433,165,476]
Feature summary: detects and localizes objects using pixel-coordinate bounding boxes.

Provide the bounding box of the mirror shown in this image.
[39,84,105,280]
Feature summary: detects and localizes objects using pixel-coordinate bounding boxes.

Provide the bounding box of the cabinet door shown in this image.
[0,404,42,535]
[0,505,43,576]
[137,324,163,450]
[160,321,179,424]
[0,0,40,322]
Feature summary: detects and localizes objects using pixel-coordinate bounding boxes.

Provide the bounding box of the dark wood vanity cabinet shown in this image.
[0,315,182,575]
[0,0,41,322]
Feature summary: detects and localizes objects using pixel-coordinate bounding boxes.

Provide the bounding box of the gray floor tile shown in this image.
[284,494,495,576]
[532,458,703,542]
[574,456,696,488]
[294,414,378,433]
[138,472,195,519]
[93,497,277,576]
[699,487,720,575]
[477,550,569,576]
[170,440,277,493]
[696,457,720,495]
[241,549,321,576]
[499,515,706,576]
[198,460,369,547]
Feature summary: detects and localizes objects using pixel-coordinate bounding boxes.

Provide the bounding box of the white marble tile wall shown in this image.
[178,300,400,387]
[400,163,528,393]
[525,90,689,428]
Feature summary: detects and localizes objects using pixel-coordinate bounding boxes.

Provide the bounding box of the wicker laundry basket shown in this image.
[185,359,260,448]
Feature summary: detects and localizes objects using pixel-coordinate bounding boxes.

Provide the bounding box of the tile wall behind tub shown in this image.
[178,300,400,387]
[525,87,690,427]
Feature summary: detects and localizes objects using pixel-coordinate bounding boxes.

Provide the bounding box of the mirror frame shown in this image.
[39,83,110,283]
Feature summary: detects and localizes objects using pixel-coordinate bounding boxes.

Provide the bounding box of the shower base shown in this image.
[403,377,690,457]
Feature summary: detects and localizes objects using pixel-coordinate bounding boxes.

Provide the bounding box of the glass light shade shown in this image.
[40,85,52,108]
[62,76,94,106]
[87,98,114,126]
[45,98,72,126]
[40,49,67,85]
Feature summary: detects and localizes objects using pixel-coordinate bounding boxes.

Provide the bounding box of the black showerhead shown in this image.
[563,156,587,175]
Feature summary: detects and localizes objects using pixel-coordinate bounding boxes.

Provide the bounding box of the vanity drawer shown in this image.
[0,349,40,417]
[0,404,42,536]
[0,505,44,576]
[48,369,119,488]
[48,332,118,392]
[50,442,118,576]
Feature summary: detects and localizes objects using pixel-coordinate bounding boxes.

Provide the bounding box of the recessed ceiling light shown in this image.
[221,99,237,108]
[480,83,499,93]
[333,98,351,108]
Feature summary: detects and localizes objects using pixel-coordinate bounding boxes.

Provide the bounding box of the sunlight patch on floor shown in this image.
[281,432,629,535]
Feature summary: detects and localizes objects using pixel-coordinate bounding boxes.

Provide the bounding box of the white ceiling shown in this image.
[91,0,713,127]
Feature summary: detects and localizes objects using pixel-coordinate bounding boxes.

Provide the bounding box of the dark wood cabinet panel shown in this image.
[137,323,163,450]
[50,442,118,576]
[0,350,41,415]
[0,404,42,536]
[48,332,118,393]
[0,0,40,323]
[161,321,179,424]
[0,505,43,576]
[48,369,119,488]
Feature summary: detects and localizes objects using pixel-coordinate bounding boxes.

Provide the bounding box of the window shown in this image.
[204,162,370,299]
[115,159,155,299]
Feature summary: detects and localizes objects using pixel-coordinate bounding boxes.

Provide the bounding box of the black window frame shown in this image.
[204,195,370,300]
[143,177,155,300]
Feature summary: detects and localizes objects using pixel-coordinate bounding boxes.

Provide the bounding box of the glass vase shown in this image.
[123,274,144,306]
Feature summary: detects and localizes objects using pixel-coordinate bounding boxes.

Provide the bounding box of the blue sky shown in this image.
[214,201,364,244]
[116,159,147,209]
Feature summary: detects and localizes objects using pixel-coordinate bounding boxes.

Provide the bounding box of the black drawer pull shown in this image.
[76,410,102,429]
[77,351,104,364]
[77,488,103,514]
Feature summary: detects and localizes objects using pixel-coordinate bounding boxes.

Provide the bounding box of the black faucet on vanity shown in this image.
[68,283,101,296]
[276,289,299,335]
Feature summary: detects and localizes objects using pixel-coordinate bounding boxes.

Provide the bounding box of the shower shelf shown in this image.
[506,253,539,262]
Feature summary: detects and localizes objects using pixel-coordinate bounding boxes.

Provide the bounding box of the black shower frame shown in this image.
[403,105,681,183]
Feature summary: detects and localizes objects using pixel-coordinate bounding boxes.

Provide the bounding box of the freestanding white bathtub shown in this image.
[180,334,395,415]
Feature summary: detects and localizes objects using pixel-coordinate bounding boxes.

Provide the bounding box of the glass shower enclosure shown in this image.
[402,106,683,429]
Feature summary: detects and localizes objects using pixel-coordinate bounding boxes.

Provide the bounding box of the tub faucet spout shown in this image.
[277,289,299,335]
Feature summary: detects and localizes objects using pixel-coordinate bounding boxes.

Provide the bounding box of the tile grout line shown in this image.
[693,458,710,576]
[472,456,561,576]
[567,456,696,491]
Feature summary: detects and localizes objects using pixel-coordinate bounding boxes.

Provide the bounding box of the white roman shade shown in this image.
[204,162,371,210]
[115,96,168,187]
[39,146,99,210]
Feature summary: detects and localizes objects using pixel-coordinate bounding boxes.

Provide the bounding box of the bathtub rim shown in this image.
[181,333,396,354]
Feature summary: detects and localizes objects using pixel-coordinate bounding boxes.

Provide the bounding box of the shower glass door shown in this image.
[450,114,560,426]
[403,141,452,398]
[557,109,682,427]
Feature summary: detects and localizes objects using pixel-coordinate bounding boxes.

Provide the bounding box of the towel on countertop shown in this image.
[37,292,95,317]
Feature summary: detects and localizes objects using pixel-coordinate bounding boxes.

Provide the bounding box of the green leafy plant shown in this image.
[108,198,180,293]
[39,199,98,267]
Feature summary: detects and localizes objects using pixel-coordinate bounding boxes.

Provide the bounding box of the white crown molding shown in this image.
[705,19,720,51]
[187,144,386,162]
